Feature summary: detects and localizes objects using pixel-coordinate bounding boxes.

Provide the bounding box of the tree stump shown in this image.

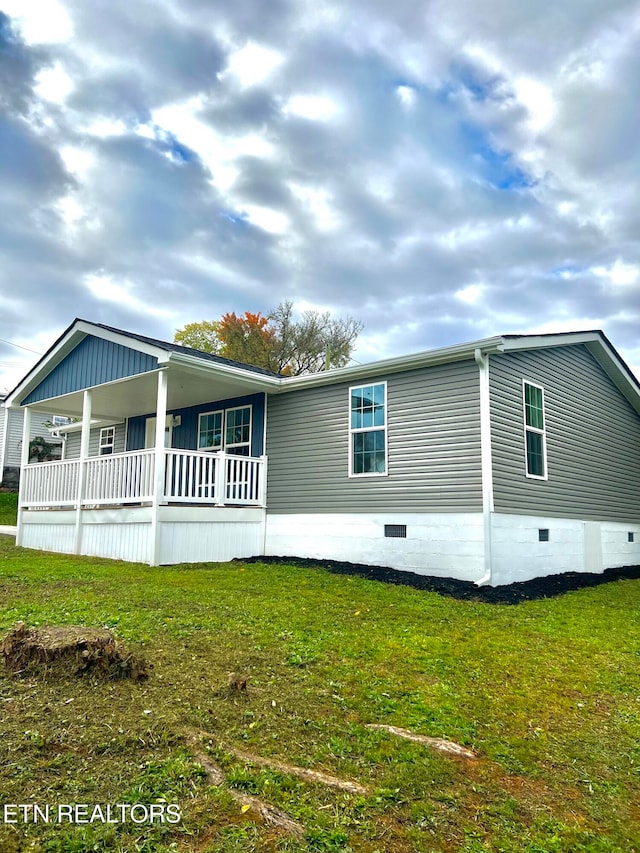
[0,622,149,680]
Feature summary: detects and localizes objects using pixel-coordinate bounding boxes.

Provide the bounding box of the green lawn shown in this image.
[1,538,639,852]
[0,491,17,525]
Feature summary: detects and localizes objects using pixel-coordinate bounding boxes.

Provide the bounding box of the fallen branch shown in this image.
[192,750,304,837]
[366,724,477,759]
[188,728,368,795]
[228,745,368,795]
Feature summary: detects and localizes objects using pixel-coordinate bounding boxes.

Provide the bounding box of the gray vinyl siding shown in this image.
[266,359,482,513]
[2,409,62,467]
[490,344,640,522]
[64,423,127,459]
[0,406,6,469]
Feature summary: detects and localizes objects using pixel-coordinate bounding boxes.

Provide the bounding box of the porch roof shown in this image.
[14,364,274,420]
[5,319,282,417]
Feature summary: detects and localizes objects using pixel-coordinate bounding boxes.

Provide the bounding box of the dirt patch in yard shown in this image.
[240,556,640,604]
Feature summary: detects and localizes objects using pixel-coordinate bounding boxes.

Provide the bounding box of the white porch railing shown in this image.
[19,448,266,509]
[84,449,156,505]
[164,449,265,505]
[21,458,81,507]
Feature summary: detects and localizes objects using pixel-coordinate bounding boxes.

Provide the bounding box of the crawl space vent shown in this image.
[384,524,407,538]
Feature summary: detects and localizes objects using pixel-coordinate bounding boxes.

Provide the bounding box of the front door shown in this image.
[145,415,173,448]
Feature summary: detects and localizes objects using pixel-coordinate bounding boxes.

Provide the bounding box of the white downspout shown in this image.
[475,348,494,586]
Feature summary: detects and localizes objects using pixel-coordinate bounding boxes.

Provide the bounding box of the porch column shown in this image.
[74,389,92,555]
[150,370,168,566]
[15,406,31,547]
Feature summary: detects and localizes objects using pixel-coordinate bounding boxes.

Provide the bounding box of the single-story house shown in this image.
[0,397,65,489]
[4,318,639,586]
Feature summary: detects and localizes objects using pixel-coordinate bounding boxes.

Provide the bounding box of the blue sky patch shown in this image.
[462,122,536,190]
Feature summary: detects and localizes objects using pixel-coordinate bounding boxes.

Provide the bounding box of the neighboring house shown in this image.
[4,318,640,586]
[0,397,64,489]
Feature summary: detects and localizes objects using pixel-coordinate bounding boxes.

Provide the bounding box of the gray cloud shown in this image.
[0,0,639,392]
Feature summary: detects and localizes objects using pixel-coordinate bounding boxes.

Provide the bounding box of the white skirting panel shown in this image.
[158,506,265,564]
[264,513,485,582]
[19,507,265,566]
[81,522,152,563]
[489,514,640,586]
[159,521,263,564]
[21,513,76,555]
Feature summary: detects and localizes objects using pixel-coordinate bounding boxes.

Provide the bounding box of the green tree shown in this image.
[174,302,362,375]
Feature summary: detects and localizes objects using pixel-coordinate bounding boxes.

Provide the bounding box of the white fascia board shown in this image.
[5,320,168,408]
[165,352,282,389]
[273,336,506,393]
[73,321,167,358]
[584,340,640,415]
[501,332,640,414]
[499,331,603,351]
[4,330,88,407]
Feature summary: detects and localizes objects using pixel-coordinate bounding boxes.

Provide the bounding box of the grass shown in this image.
[0,538,639,852]
[0,491,17,525]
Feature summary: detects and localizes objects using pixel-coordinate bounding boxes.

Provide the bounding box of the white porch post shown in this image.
[15,406,32,547]
[150,370,168,566]
[74,389,92,555]
[258,455,268,506]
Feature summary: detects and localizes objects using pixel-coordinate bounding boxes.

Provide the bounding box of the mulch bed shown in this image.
[240,555,640,605]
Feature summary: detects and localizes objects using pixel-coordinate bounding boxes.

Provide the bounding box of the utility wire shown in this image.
[0,337,42,355]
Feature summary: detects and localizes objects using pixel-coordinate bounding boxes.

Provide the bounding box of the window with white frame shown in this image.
[99,426,115,456]
[225,406,252,455]
[51,415,71,427]
[198,405,252,456]
[198,411,223,451]
[523,381,547,479]
[349,382,387,476]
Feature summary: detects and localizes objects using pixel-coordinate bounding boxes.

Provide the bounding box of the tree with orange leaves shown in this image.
[174,301,362,375]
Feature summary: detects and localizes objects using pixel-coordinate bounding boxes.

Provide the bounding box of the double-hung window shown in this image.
[198,405,252,456]
[523,381,547,479]
[224,406,252,455]
[349,382,387,476]
[198,411,223,451]
[99,426,115,456]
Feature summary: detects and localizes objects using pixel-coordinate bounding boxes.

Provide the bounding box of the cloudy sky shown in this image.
[0,0,639,391]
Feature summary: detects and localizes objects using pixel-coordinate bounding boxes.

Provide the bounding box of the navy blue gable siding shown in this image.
[24,336,158,405]
[127,393,266,457]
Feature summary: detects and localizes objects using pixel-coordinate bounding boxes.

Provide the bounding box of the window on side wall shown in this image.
[198,405,252,456]
[523,381,547,479]
[99,426,115,456]
[349,382,387,476]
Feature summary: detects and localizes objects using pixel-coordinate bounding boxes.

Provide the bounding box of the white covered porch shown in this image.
[20,447,266,509]
[14,348,273,565]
